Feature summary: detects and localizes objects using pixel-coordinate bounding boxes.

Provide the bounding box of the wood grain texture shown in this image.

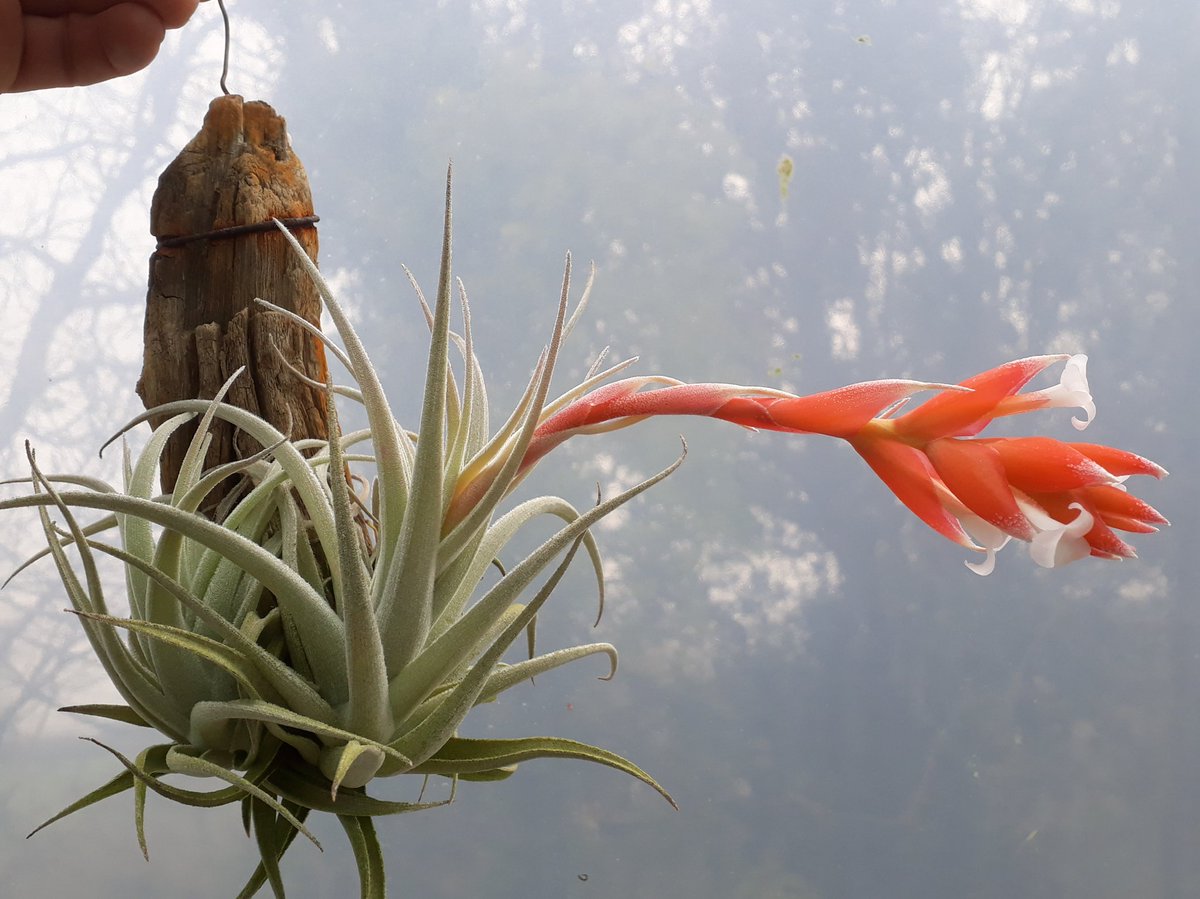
[138,94,329,503]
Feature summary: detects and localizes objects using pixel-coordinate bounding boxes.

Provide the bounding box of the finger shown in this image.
[0,3,21,92]
[14,5,166,91]
[20,0,199,30]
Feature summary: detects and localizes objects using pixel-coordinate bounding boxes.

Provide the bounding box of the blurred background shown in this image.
[0,1,1194,896]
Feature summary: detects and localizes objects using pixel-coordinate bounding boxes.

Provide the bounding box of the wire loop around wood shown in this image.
[155,216,320,250]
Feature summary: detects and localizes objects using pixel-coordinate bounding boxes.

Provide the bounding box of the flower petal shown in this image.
[993,354,1095,430]
[958,513,1013,576]
[964,547,998,576]
[1044,354,1095,430]
[1029,503,1095,568]
[1027,493,1138,559]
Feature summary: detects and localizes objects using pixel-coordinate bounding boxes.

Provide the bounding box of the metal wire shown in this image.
[155,216,321,250]
[217,0,231,95]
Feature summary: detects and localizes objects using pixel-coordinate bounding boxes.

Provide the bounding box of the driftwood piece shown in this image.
[138,94,329,503]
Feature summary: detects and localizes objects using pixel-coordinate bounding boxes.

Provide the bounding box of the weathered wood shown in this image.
[138,94,329,503]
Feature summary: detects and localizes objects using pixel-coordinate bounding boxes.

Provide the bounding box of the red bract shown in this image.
[449,354,1166,574]
[851,356,1166,573]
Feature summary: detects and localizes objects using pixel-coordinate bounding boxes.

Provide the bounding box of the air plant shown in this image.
[2,175,677,897]
[0,171,1167,897]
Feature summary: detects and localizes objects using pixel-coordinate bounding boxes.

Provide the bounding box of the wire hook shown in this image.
[216,0,232,95]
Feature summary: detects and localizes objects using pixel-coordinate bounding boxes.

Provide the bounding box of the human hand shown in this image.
[1,0,201,93]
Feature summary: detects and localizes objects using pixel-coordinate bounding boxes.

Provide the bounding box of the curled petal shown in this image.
[964,551,995,576]
[958,513,1013,576]
[1050,355,1095,430]
[1026,493,1139,559]
[1029,503,1096,568]
[993,354,1095,430]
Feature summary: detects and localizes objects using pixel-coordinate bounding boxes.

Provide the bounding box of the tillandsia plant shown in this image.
[1,171,1167,897]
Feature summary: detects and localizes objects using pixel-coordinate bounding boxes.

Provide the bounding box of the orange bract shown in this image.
[450,353,1167,574]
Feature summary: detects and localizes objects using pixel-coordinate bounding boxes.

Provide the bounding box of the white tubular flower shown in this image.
[1028,502,1097,568]
[959,514,1013,577]
[1039,354,1096,430]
